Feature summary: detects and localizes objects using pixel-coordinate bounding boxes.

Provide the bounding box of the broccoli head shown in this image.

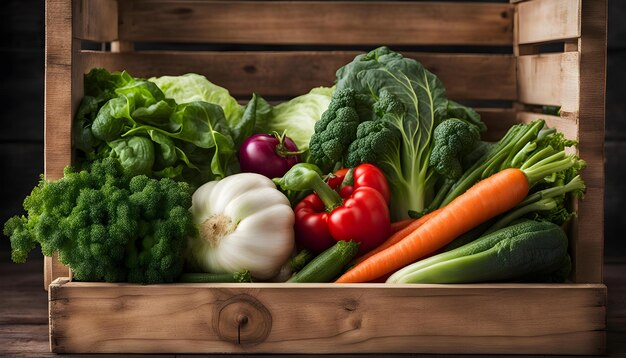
[308,88,371,172]
[345,121,400,167]
[429,118,481,180]
[3,158,194,284]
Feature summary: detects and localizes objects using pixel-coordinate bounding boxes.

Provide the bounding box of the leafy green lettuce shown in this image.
[74,69,238,187]
[150,73,244,129]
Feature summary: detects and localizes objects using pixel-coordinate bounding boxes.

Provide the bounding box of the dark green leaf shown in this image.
[108,136,155,175]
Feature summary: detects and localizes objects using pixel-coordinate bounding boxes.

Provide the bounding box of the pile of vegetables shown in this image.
[4,46,585,285]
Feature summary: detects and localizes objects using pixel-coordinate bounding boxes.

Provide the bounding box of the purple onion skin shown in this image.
[239,133,301,179]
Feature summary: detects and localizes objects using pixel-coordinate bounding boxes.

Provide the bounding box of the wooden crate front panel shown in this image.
[114,1,514,46]
[49,279,606,355]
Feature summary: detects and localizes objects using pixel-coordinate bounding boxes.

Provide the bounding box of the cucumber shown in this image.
[388,219,568,284]
[288,241,359,283]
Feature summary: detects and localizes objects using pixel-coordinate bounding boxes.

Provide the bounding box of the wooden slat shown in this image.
[76,51,516,101]
[45,0,73,181]
[44,0,73,289]
[49,280,606,354]
[518,0,581,44]
[572,0,607,284]
[73,0,118,42]
[117,1,514,45]
[517,52,580,112]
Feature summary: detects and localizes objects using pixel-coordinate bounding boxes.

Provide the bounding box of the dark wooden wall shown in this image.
[0,0,624,260]
[0,1,45,257]
[605,3,626,261]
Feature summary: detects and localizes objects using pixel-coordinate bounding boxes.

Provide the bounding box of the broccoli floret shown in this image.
[308,88,371,172]
[429,118,481,180]
[345,121,399,167]
[3,158,194,284]
[373,89,405,118]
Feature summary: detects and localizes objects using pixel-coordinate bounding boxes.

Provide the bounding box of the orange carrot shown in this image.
[390,218,415,234]
[336,168,529,283]
[354,208,442,264]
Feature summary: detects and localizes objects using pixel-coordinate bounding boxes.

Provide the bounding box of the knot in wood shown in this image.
[214,294,271,346]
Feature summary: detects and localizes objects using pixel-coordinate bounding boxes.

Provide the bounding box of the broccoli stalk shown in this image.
[341,90,437,220]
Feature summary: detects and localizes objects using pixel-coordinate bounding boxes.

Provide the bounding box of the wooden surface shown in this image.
[1,253,625,356]
[48,280,605,354]
[117,1,513,45]
[517,52,580,111]
[517,0,580,44]
[43,0,73,289]
[76,51,517,101]
[573,0,607,284]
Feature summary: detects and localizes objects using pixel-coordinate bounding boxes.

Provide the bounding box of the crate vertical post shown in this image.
[44,0,74,289]
[574,0,607,283]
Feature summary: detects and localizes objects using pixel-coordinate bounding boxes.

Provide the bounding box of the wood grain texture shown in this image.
[5,256,626,357]
[44,0,73,289]
[517,52,580,111]
[44,254,71,291]
[49,280,606,355]
[45,0,72,181]
[75,51,516,101]
[73,0,118,42]
[518,0,580,44]
[117,1,514,45]
[573,0,607,284]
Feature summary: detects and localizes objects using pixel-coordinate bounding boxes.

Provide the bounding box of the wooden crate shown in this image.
[44,0,607,354]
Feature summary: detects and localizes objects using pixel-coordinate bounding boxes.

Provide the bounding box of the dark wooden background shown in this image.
[0,0,624,261]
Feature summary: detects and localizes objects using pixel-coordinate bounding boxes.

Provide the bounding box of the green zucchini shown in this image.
[288,241,359,283]
[387,220,569,284]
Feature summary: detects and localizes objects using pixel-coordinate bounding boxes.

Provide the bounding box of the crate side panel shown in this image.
[574,0,607,283]
[517,52,580,112]
[76,51,516,101]
[50,283,606,354]
[118,1,514,45]
[518,0,580,44]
